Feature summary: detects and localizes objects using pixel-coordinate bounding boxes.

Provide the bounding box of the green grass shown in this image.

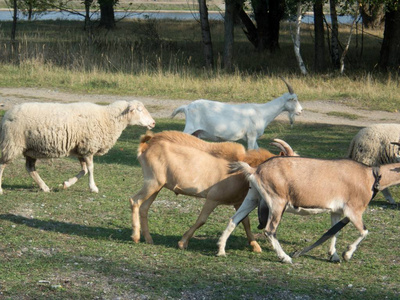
[1,119,399,299]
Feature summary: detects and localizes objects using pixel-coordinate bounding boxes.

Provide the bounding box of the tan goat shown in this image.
[129,130,295,251]
[217,156,400,263]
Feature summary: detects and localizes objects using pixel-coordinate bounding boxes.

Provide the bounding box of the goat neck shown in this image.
[377,163,400,190]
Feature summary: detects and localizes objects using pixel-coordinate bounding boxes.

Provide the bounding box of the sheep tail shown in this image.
[170,105,187,119]
[138,131,155,156]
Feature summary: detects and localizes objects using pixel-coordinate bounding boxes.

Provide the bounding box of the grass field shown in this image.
[0,18,398,112]
[0,118,399,299]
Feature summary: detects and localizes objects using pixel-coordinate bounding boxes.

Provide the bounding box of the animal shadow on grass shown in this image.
[0,214,226,252]
[369,199,399,210]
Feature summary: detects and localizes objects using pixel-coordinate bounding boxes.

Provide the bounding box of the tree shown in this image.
[239,0,285,52]
[198,0,213,69]
[314,0,325,72]
[379,2,400,70]
[98,0,116,29]
[224,0,240,71]
[358,0,385,29]
[329,0,341,69]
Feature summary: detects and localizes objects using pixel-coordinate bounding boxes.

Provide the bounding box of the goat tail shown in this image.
[170,105,187,119]
[138,131,155,156]
[229,161,256,179]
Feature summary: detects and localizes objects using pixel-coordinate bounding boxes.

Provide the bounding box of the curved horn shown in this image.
[270,138,297,156]
[279,76,295,95]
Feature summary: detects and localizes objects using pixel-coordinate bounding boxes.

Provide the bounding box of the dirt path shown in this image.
[1,87,399,127]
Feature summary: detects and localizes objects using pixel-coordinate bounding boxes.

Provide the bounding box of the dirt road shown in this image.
[1,87,399,127]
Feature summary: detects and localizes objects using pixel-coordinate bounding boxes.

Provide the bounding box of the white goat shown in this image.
[217,156,400,263]
[171,78,302,149]
[348,123,400,204]
[0,101,155,194]
[130,130,295,251]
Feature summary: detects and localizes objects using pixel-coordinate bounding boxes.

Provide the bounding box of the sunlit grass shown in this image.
[0,119,399,299]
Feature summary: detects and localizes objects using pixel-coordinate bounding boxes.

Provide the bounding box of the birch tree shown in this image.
[291,1,307,74]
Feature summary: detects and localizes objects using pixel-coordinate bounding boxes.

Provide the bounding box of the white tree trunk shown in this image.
[292,1,307,75]
[340,15,359,74]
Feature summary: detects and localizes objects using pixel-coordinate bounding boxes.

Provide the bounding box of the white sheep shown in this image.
[171,78,302,149]
[0,100,155,194]
[347,123,400,204]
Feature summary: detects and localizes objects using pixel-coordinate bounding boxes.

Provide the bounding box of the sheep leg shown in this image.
[0,163,6,194]
[129,182,161,243]
[381,188,396,204]
[25,157,50,192]
[217,188,260,256]
[64,158,88,189]
[343,214,368,261]
[234,203,262,253]
[83,155,98,193]
[264,206,292,264]
[328,212,342,262]
[178,199,219,250]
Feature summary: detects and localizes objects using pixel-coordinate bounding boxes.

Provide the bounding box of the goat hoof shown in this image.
[216,251,226,257]
[329,253,341,263]
[63,181,70,189]
[177,241,187,250]
[250,241,262,253]
[131,236,140,243]
[342,251,352,262]
[280,256,293,264]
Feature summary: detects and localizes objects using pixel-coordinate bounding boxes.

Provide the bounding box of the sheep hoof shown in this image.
[42,186,51,192]
[63,181,70,189]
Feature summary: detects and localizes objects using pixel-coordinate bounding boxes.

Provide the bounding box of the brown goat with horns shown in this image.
[130,130,296,251]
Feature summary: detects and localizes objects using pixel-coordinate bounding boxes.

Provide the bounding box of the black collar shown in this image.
[371,166,381,200]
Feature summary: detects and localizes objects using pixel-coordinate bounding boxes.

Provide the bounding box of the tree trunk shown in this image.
[329,0,340,69]
[98,0,116,29]
[292,1,307,75]
[239,0,284,52]
[198,0,214,69]
[224,0,238,72]
[267,0,285,52]
[11,0,17,41]
[238,7,258,48]
[251,0,269,51]
[379,7,400,70]
[84,0,93,31]
[340,16,358,74]
[314,0,325,72]
[358,1,384,29]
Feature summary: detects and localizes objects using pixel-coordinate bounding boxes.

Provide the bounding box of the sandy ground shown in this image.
[0,87,399,127]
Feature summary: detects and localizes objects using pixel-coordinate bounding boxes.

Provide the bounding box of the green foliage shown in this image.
[0,118,399,299]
